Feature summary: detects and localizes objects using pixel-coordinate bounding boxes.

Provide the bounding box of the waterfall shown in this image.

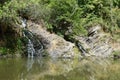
[26,57,34,71]
[21,19,27,28]
[21,19,44,58]
[27,39,35,58]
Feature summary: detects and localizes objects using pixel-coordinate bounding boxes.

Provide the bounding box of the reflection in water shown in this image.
[0,58,120,80]
[26,58,34,71]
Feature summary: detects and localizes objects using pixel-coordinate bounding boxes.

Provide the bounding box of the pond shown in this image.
[0,57,120,80]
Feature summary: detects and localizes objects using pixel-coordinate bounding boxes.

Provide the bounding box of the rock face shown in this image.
[27,21,79,58]
[25,21,113,58]
[76,25,113,57]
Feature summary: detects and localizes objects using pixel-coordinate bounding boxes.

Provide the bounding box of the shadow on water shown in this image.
[0,57,120,80]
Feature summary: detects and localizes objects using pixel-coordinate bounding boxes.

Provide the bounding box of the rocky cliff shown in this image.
[26,21,79,58]
[75,25,113,57]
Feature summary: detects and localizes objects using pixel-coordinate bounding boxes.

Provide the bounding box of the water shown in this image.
[21,19,43,57]
[0,57,120,80]
[27,39,35,58]
[23,30,44,57]
[22,19,36,58]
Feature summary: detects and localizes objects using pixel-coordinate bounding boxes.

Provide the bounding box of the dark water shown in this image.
[0,57,120,80]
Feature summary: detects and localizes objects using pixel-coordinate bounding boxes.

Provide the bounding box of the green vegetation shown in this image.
[113,51,120,55]
[0,37,23,55]
[0,0,120,55]
[0,0,120,36]
[0,47,8,55]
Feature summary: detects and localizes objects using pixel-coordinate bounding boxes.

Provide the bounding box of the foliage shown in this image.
[0,47,8,55]
[39,0,120,37]
[1,0,119,36]
[0,37,23,55]
[113,51,120,55]
[48,0,87,36]
[77,0,120,33]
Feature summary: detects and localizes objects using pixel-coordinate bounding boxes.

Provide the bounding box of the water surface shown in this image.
[0,57,120,80]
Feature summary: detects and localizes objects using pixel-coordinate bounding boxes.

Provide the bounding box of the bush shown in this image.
[43,0,88,37]
[0,47,8,55]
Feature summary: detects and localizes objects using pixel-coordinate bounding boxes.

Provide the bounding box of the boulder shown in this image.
[27,21,79,58]
[75,25,113,57]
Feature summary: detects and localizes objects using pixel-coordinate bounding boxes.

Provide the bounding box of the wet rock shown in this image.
[23,30,44,57]
[88,25,101,37]
[75,25,113,57]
